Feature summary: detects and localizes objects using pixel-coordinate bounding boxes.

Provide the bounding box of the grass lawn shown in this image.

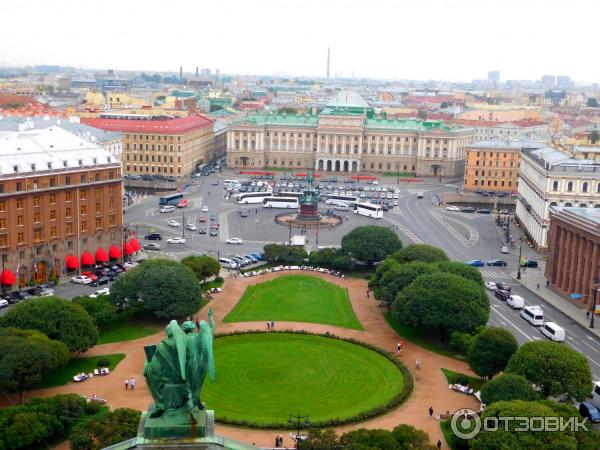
[98,310,163,345]
[36,354,126,389]
[441,368,485,391]
[383,312,466,360]
[202,278,224,292]
[223,275,363,330]
[203,333,404,425]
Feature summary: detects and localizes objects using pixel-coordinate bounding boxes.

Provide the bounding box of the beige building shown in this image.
[227,93,473,177]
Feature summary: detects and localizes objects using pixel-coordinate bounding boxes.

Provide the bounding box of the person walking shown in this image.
[437,439,442,449]
[130,377,136,391]
[428,406,434,420]
[271,320,275,330]
[267,321,271,331]
[416,359,421,370]
[124,378,129,390]
[366,289,370,298]
[397,341,403,353]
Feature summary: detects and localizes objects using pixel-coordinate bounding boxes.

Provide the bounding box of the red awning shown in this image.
[123,242,134,255]
[0,269,16,285]
[129,238,141,252]
[108,245,122,259]
[65,255,80,269]
[95,248,109,263]
[81,251,94,266]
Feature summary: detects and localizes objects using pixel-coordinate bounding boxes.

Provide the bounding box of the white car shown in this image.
[167,220,180,227]
[201,206,209,212]
[71,275,92,285]
[0,299,8,308]
[226,238,244,245]
[500,246,509,254]
[485,281,497,291]
[185,223,198,231]
[90,288,110,298]
[167,237,186,244]
[123,261,139,269]
[445,205,460,211]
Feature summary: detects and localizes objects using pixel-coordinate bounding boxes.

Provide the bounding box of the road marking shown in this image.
[429,210,479,248]
[386,218,424,244]
[480,269,509,280]
[491,305,532,341]
[220,210,229,242]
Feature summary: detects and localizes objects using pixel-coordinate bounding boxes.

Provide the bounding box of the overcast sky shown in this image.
[1,0,598,83]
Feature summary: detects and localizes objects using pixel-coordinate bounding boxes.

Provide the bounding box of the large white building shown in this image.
[516,147,600,249]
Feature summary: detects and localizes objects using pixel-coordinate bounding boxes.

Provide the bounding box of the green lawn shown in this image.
[441,368,485,391]
[223,275,363,330]
[36,354,126,389]
[383,312,466,360]
[98,311,163,345]
[203,333,404,426]
[202,278,224,292]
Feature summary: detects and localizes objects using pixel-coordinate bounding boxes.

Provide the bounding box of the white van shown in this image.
[540,322,565,342]
[159,205,175,213]
[520,305,544,326]
[223,179,239,188]
[219,258,238,269]
[507,294,525,309]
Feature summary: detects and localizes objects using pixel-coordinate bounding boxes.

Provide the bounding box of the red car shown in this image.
[198,215,207,222]
[81,271,98,282]
[210,223,220,230]
[177,199,188,208]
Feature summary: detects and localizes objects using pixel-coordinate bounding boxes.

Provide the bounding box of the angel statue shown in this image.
[143,309,216,422]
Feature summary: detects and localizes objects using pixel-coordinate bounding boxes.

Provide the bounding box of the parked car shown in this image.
[467,259,485,267]
[199,227,207,234]
[520,260,539,268]
[507,294,525,309]
[167,219,180,227]
[210,214,218,222]
[487,259,507,267]
[177,199,189,208]
[185,223,198,231]
[198,215,207,222]
[445,205,460,211]
[485,282,498,291]
[159,205,175,213]
[496,281,512,291]
[495,289,511,301]
[201,206,209,212]
[500,246,509,254]
[462,207,476,213]
[226,238,244,245]
[145,233,163,240]
[167,237,186,244]
[10,291,32,301]
[36,287,55,297]
[81,271,98,282]
[250,252,262,260]
[144,243,161,251]
[71,275,92,284]
[498,209,509,214]
[579,402,600,423]
[123,262,139,270]
[209,229,219,237]
[477,208,491,214]
[240,209,250,217]
[90,288,110,298]
[540,322,565,342]
[90,276,110,287]
[0,299,8,308]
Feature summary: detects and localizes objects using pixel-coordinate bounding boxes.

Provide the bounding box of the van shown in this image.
[540,322,565,342]
[520,305,544,326]
[334,204,349,211]
[159,205,175,213]
[417,192,424,199]
[218,258,238,269]
[507,294,525,309]
[223,179,239,187]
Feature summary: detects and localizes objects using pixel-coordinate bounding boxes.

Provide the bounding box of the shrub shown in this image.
[69,408,141,450]
[391,244,449,264]
[341,226,401,265]
[97,357,110,368]
[84,401,103,415]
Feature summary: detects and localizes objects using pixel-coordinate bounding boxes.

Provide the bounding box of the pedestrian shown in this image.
[416,359,421,370]
[130,377,136,391]
[428,406,434,420]
[546,280,549,288]
[274,436,279,448]
[397,341,402,353]
[437,439,442,450]
[267,321,271,331]
[256,208,258,214]
[271,320,275,330]
[124,378,129,390]
[366,289,370,298]
[587,310,590,318]
[537,283,540,289]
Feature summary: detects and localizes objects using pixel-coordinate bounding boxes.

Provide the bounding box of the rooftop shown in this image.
[0,116,122,143]
[468,140,546,150]
[523,147,600,174]
[326,91,370,109]
[81,114,213,134]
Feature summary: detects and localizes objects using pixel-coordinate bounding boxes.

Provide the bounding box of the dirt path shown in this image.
[11,272,478,449]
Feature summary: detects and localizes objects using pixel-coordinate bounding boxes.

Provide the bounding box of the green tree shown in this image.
[0,296,98,353]
[538,400,600,450]
[505,341,592,401]
[391,424,433,449]
[392,273,489,337]
[72,295,117,326]
[468,327,518,378]
[340,428,401,450]
[279,107,298,114]
[69,408,141,450]
[434,261,484,285]
[181,255,221,285]
[470,400,579,450]
[308,248,356,271]
[304,428,340,449]
[341,226,402,265]
[379,262,437,304]
[586,97,599,107]
[480,373,538,405]
[368,258,400,296]
[110,259,201,320]
[262,244,308,265]
[391,244,449,264]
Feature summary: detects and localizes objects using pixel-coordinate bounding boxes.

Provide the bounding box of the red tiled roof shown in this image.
[81,114,213,134]
[510,120,547,127]
[454,119,501,127]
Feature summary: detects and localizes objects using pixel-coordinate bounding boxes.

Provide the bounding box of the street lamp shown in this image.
[288,414,310,449]
[516,237,524,280]
[591,282,599,329]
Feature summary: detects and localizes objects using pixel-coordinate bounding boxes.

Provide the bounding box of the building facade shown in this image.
[0,127,122,288]
[545,207,600,310]
[455,120,549,143]
[516,147,600,250]
[82,113,214,176]
[226,94,473,177]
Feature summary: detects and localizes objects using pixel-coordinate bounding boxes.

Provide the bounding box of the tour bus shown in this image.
[353,202,383,219]
[520,305,544,326]
[236,191,273,204]
[262,197,300,209]
[325,194,358,206]
[276,191,303,199]
[159,192,183,206]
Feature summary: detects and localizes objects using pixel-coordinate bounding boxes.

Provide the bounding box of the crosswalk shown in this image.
[386,218,424,244]
[480,269,510,280]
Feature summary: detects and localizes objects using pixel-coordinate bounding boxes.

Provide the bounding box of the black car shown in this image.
[462,207,476,213]
[520,260,538,268]
[240,210,250,218]
[477,208,491,214]
[11,291,32,301]
[494,289,511,300]
[199,227,207,234]
[3,294,17,304]
[212,180,219,185]
[90,276,110,287]
[487,259,507,267]
[145,233,163,240]
[496,281,512,291]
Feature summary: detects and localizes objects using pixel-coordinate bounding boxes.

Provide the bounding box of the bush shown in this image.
[215,276,224,283]
[341,226,402,265]
[309,248,356,271]
[435,260,484,286]
[84,401,103,415]
[72,296,117,327]
[480,374,539,405]
[69,408,141,450]
[391,244,449,264]
[97,357,110,368]
[263,244,308,265]
[468,327,518,379]
[449,330,480,355]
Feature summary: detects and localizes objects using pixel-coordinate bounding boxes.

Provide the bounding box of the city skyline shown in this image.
[2,0,599,84]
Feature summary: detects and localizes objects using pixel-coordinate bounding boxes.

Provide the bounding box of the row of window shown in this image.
[471,179,515,187]
[4,172,117,194]
[474,151,518,158]
[127,165,182,174]
[127,143,182,152]
[1,202,114,224]
[126,134,182,142]
[239,131,449,145]
[551,180,600,193]
[471,170,515,177]
[474,160,517,168]
[233,158,416,172]
[126,154,181,163]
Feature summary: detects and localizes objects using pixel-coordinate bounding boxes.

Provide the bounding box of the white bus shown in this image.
[325,194,358,206]
[354,202,383,219]
[276,191,303,199]
[262,197,299,209]
[236,192,273,204]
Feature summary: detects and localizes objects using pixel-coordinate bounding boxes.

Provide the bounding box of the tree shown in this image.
[506,341,592,401]
[308,248,356,271]
[279,107,298,114]
[586,97,599,107]
[368,258,400,295]
[0,329,69,402]
[468,327,518,378]
[262,244,308,265]
[434,261,484,285]
[480,373,538,405]
[110,259,201,320]
[0,296,98,353]
[391,244,449,264]
[181,255,221,285]
[470,400,579,450]
[391,424,432,449]
[378,262,437,304]
[304,428,340,449]
[340,428,401,450]
[341,226,401,265]
[72,295,117,326]
[69,408,141,450]
[392,273,489,337]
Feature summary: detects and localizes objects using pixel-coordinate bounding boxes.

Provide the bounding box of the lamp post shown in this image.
[591,283,599,329]
[288,414,310,449]
[516,237,524,280]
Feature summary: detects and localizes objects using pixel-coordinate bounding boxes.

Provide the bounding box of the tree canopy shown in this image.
[308,248,356,271]
[263,244,308,265]
[110,259,201,320]
[369,258,400,294]
[305,425,433,450]
[72,295,117,327]
[341,226,402,265]
[480,373,539,405]
[586,97,599,107]
[379,262,437,304]
[391,244,449,264]
[434,261,484,285]
[468,327,518,378]
[392,272,489,336]
[0,296,98,353]
[181,255,221,284]
[69,408,141,450]
[506,341,592,401]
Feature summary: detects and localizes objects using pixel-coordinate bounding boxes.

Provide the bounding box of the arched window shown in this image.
[595,204,600,208]
[552,180,559,191]
[564,202,573,207]
[580,203,588,208]
[582,182,588,193]
[567,181,573,192]
[549,202,558,207]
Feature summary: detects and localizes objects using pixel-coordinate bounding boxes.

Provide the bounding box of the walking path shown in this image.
[9,273,478,449]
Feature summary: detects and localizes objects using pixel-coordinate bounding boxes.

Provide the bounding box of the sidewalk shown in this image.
[509,269,600,339]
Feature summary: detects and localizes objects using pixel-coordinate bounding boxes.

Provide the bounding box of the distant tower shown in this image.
[196,67,199,77]
[327,48,330,79]
[180,66,183,85]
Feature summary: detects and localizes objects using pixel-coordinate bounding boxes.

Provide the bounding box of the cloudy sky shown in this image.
[1,0,597,82]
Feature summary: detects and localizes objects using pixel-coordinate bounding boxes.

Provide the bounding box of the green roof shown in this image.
[235,112,319,127]
[365,118,467,133]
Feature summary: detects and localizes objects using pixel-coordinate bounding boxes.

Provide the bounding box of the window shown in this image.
[81,221,87,231]
[33,196,40,207]
[16,199,24,209]
[95,218,102,229]
[552,180,559,191]
[33,230,41,242]
[80,205,87,215]
[65,176,71,185]
[80,190,87,200]
[95,187,101,197]
[95,173,100,182]
[583,182,589,193]
[50,177,56,187]
[0,201,4,212]
[109,215,116,226]
[33,212,40,223]
[0,235,7,247]
[80,175,86,183]
[17,232,25,244]
[567,181,573,192]
[0,218,5,228]
[66,223,73,234]
[95,202,101,213]
[50,210,56,220]
[65,192,72,201]
[66,207,72,218]
[16,181,23,191]
[50,226,57,238]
